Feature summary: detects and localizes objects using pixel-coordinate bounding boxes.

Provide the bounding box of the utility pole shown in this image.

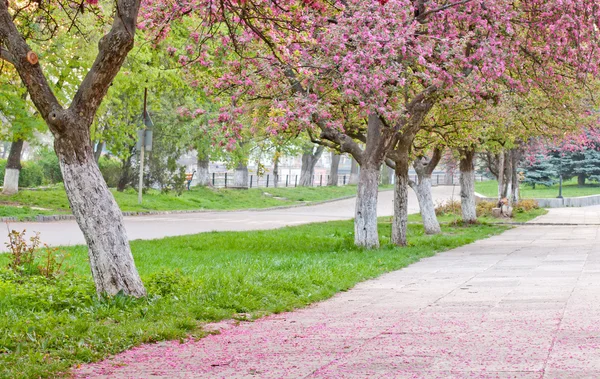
[138,88,154,204]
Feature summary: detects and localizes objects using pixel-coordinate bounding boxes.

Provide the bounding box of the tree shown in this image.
[0,1,146,296]
[522,154,557,189]
[299,144,324,187]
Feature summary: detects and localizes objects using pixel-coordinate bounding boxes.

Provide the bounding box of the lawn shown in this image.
[0,214,527,379]
[475,178,600,199]
[0,185,364,219]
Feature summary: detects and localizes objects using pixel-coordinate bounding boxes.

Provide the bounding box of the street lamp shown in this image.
[557,153,563,199]
[137,88,154,204]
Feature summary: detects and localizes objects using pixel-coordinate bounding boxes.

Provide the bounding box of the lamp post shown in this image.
[138,88,154,204]
[557,153,563,199]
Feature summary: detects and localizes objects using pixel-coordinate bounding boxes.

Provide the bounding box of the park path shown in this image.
[0,186,459,247]
[73,206,600,378]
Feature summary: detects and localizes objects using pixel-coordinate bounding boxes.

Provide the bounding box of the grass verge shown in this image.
[0,185,364,219]
[475,179,600,199]
[0,216,511,379]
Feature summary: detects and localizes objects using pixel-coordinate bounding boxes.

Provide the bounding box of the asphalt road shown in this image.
[1,185,460,247]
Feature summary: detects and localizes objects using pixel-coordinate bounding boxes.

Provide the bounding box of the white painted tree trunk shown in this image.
[61,158,146,297]
[328,152,340,186]
[354,165,380,248]
[410,176,441,234]
[392,163,410,246]
[497,151,505,202]
[234,163,248,188]
[349,157,359,185]
[197,158,210,187]
[460,154,477,223]
[3,168,19,195]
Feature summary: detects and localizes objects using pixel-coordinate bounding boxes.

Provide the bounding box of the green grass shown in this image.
[0,205,62,221]
[0,216,514,379]
[476,179,600,199]
[0,185,364,218]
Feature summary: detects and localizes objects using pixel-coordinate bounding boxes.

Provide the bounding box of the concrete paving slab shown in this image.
[73,206,600,378]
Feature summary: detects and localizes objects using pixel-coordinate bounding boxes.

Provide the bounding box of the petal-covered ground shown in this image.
[73,218,600,378]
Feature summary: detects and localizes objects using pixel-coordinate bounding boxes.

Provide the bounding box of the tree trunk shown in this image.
[233,162,249,188]
[497,151,505,202]
[299,145,324,186]
[3,139,23,194]
[392,158,410,246]
[57,140,145,297]
[409,149,442,235]
[410,176,440,234]
[94,141,104,163]
[116,153,133,192]
[578,174,586,187]
[328,152,340,186]
[509,148,522,204]
[273,153,280,188]
[354,163,380,248]
[349,157,359,185]
[196,155,210,187]
[459,149,477,223]
[504,151,513,202]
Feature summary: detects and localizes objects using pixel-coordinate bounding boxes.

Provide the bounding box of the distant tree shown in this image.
[523,154,557,189]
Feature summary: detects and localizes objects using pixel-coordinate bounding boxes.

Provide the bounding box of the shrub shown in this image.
[476,201,496,217]
[435,199,461,216]
[5,229,69,279]
[515,199,539,213]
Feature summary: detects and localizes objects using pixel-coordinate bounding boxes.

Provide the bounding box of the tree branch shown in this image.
[70,0,141,125]
[0,46,15,65]
[0,2,61,122]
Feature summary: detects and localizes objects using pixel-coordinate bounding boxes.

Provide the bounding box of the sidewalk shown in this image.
[73,218,600,378]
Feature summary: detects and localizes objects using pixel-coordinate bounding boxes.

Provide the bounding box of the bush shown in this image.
[98,156,123,188]
[5,229,69,279]
[515,199,539,213]
[38,148,63,184]
[476,201,496,217]
[435,199,461,216]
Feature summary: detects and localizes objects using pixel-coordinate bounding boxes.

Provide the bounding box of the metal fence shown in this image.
[204,172,488,189]
[208,173,352,188]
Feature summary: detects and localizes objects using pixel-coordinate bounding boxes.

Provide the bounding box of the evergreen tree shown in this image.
[523,154,557,189]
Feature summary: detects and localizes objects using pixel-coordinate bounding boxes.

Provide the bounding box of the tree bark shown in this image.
[510,149,521,203]
[58,138,146,297]
[349,157,359,185]
[497,151,505,202]
[299,145,324,186]
[578,174,586,186]
[459,149,477,223]
[328,152,340,186]
[273,153,280,188]
[233,162,249,188]
[3,139,23,194]
[354,163,380,248]
[392,157,410,246]
[197,155,210,187]
[504,150,513,202]
[409,148,442,235]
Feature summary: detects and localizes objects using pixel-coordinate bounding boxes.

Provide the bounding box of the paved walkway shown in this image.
[528,205,600,225]
[1,186,459,247]
[74,207,600,378]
